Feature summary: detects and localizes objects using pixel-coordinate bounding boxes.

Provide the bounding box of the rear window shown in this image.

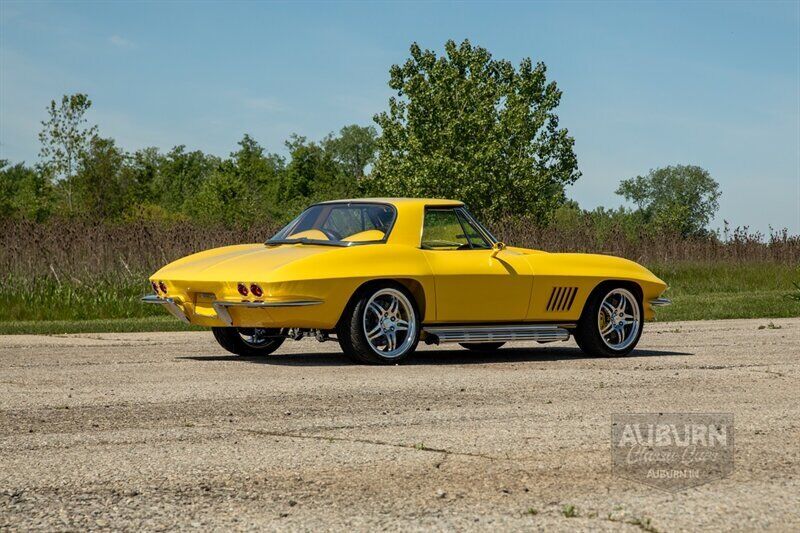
[269,203,396,245]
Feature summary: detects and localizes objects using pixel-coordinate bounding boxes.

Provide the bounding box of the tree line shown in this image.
[1,39,721,236]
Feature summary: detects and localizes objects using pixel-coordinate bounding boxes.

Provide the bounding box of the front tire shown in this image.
[337,283,420,364]
[574,286,642,357]
[212,327,285,357]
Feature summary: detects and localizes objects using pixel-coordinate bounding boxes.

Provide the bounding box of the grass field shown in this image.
[0,317,204,335]
[1,262,797,334]
[650,263,800,321]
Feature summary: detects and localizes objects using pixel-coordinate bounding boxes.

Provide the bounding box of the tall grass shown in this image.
[2,218,798,281]
[0,218,797,325]
[0,274,159,321]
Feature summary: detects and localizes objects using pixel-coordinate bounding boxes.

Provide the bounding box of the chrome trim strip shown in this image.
[141,294,190,324]
[424,324,570,344]
[211,299,323,326]
[649,298,672,307]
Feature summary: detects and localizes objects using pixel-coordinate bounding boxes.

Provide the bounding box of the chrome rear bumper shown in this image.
[211,299,322,326]
[141,294,190,323]
[649,298,672,307]
[142,294,322,326]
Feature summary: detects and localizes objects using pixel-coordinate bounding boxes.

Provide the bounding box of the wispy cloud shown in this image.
[109,35,135,49]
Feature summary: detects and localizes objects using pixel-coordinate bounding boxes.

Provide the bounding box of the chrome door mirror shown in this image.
[491,241,506,257]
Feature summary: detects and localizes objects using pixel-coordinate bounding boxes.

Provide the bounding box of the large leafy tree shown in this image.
[280,135,358,206]
[372,40,580,221]
[152,145,218,210]
[187,135,286,225]
[323,125,378,180]
[616,165,721,236]
[0,160,53,221]
[38,94,98,212]
[73,136,127,220]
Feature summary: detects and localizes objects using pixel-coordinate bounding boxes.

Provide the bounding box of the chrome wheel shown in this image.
[597,288,640,351]
[237,328,279,348]
[362,288,416,359]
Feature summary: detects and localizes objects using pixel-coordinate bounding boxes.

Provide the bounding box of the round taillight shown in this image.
[250,283,263,298]
[159,281,168,294]
[237,283,249,297]
[151,281,159,294]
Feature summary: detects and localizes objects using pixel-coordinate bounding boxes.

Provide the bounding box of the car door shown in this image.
[420,207,533,323]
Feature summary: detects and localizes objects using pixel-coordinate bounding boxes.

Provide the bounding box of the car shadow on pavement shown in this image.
[179,346,692,367]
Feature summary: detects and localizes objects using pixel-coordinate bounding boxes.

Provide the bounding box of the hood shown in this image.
[532,252,666,287]
[151,243,340,282]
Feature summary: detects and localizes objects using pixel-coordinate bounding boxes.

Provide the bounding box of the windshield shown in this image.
[268,203,396,246]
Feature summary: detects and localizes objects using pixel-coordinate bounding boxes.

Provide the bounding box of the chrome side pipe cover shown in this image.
[423,324,570,344]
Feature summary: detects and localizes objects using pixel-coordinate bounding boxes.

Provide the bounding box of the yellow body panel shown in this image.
[422,248,533,322]
[149,198,668,329]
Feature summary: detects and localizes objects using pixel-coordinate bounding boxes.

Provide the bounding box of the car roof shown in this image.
[311,198,472,246]
[316,197,464,208]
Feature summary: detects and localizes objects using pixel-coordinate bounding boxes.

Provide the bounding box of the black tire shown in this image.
[337,282,420,364]
[459,342,506,352]
[574,285,643,357]
[212,327,285,357]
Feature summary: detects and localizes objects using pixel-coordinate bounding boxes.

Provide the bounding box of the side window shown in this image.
[421,209,470,250]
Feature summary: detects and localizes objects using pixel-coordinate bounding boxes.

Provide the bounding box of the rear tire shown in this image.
[212,327,285,356]
[574,285,642,357]
[459,342,505,352]
[337,283,420,364]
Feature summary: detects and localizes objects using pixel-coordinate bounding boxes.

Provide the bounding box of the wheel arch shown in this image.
[336,278,427,328]
[579,279,643,320]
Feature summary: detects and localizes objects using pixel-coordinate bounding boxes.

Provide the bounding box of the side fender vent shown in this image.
[546,286,578,312]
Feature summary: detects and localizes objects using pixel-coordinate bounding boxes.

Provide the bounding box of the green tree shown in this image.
[184,135,286,225]
[231,134,284,197]
[323,125,378,179]
[616,165,721,236]
[72,136,127,219]
[0,160,53,221]
[0,160,16,216]
[280,135,357,208]
[38,94,98,212]
[372,39,580,221]
[152,145,218,211]
[187,169,250,225]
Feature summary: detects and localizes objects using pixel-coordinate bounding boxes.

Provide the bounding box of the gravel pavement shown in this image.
[1,318,798,531]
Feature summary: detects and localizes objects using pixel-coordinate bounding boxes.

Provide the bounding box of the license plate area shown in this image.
[193,292,218,317]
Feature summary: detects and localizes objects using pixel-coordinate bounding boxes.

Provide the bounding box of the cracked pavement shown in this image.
[1,317,798,531]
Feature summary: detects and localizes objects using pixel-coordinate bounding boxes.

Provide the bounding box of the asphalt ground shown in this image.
[1,317,798,531]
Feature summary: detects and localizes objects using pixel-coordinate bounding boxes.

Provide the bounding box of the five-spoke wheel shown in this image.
[574,285,643,357]
[338,284,420,363]
[597,288,641,352]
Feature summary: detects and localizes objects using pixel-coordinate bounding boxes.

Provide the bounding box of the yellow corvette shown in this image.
[144,198,670,363]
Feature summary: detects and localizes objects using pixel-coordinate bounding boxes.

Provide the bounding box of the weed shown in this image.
[1,218,799,330]
[787,281,800,302]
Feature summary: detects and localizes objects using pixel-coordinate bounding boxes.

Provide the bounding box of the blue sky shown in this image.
[1,1,798,233]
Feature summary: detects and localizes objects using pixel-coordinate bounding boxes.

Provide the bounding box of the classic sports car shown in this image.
[144,198,670,363]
